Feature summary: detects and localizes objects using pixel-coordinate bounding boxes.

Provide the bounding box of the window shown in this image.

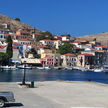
[1,35,3,38]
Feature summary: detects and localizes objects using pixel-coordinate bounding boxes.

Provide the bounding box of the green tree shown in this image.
[15,18,20,22]
[0,52,8,65]
[56,42,74,55]
[27,48,41,58]
[6,36,13,59]
[35,31,54,42]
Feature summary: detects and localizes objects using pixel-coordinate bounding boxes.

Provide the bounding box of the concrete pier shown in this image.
[0,81,108,108]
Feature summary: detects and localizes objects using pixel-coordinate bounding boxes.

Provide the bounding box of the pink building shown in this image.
[15,29,32,40]
[40,56,54,66]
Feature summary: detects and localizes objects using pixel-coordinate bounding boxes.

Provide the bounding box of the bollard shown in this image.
[30,81,34,88]
[88,78,91,82]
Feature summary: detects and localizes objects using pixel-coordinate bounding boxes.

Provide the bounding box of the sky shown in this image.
[0,0,108,36]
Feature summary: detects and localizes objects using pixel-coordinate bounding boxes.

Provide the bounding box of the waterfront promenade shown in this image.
[1,81,108,108]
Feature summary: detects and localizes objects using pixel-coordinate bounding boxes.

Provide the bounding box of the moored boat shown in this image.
[36,67,44,69]
[93,69,104,72]
[17,65,32,69]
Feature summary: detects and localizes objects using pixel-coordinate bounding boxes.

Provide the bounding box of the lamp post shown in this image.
[22,61,26,85]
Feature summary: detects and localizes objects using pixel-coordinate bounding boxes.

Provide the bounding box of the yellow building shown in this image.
[40,49,53,58]
[53,40,61,49]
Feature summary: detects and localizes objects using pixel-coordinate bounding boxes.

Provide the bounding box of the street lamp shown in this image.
[22,61,26,85]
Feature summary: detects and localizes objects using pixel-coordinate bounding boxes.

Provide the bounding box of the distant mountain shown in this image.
[71,32,108,45]
[0,14,40,33]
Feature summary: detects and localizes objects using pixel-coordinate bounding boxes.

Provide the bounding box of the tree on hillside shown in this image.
[30,48,40,58]
[6,36,13,59]
[56,42,74,55]
[35,31,54,42]
[26,48,40,58]
[15,18,20,22]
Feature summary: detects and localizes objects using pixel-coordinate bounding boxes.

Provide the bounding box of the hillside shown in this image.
[0,14,40,33]
[71,32,108,45]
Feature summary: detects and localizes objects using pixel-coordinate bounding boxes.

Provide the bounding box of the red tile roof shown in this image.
[33,33,42,36]
[41,56,53,60]
[40,39,53,41]
[4,33,11,36]
[17,39,33,41]
[80,53,94,56]
[39,45,49,48]
[17,29,29,33]
[63,53,76,56]
[54,35,62,37]
[13,46,18,49]
[73,41,81,43]
[0,29,9,31]
[62,35,70,37]
[90,48,96,50]
[95,45,107,48]
[0,45,6,49]
[13,42,21,45]
[73,46,81,49]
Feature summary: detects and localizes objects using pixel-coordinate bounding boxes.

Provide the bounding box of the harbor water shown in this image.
[0,69,108,84]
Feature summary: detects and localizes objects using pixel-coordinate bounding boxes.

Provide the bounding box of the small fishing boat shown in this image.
[44,66,51,70]
[0,65,17,70]
[17,65,32,69]
[93,69,104,72]
[36,67,44,69]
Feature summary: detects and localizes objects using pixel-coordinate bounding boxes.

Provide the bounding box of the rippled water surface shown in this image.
[0,69,108,84]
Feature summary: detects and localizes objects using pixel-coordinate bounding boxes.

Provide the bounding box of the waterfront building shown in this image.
[53,53,62,67]
[94,50,107,67]
[40,56,54,67]
[77,53,94,69]
[21,58,41,66]
[61,53,77,68]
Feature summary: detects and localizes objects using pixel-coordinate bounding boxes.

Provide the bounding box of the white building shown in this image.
[0,29,11,41]
[40,39,54,47]
[72,41,81,47]
[62,35,70,42]
[13,39,34,45]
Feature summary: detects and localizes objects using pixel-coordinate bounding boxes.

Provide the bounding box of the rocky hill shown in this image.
[71,32,108,45]
[0,14,40,33]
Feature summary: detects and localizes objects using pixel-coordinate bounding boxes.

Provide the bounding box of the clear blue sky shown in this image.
[0,0,108,36]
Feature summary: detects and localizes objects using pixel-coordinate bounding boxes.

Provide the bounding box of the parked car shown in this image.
[0,92,15,107]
